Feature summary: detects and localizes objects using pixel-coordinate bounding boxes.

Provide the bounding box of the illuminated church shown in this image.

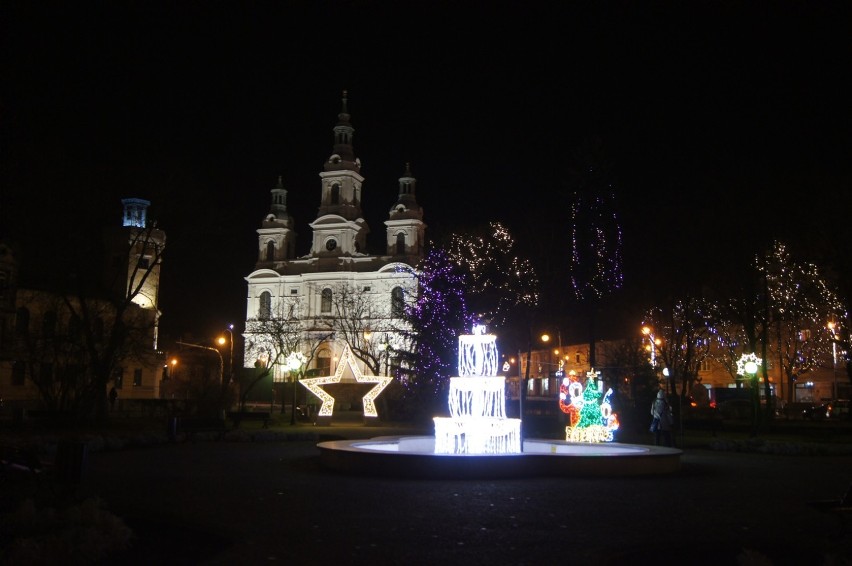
[243,92,426,389]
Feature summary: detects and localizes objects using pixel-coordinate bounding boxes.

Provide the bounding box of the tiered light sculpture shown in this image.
[433,325,521,454]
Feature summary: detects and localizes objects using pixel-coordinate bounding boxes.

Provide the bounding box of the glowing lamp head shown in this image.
[744,361,758,375]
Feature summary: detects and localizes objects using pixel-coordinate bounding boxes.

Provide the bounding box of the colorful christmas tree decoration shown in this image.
[561,369,619,443]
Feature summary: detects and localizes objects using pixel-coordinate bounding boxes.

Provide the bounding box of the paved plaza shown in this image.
[71,426,852,565]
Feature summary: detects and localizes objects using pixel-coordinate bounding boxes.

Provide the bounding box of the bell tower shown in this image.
[385,163,425,264]
[310,91,369,257]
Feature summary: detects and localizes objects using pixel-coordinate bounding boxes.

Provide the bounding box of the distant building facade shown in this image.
[0,199,166,409]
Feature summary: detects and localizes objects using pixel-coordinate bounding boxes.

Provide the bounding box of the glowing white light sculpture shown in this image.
[300,345,393,418]
[434,326,521,454]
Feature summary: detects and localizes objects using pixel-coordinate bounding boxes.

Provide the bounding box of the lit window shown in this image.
[391,287,404,317]
[259,292,272,319]
[321,288,332,313]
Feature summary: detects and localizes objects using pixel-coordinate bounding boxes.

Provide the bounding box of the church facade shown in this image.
[243,93,426,391]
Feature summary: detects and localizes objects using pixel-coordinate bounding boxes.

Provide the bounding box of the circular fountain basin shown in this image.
[317,436,682,478]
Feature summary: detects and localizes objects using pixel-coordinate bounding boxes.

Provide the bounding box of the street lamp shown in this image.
[540,330,564,375]
[217,324,234,385]
[286,351,307,425]
[828,322,839,402]
[176,340,224,384]
[378,336,389,375]
[641,326,659,367]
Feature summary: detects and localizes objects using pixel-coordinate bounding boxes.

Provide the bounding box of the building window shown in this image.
[331,183,340,205]
[316,349,332,375]
[12,360,25,385]
[15,307,29,335]
[321,288,332,314]
[396,232,405,255]
[259,291,272,319]
[138,257,150,269]
[391,287,405,317]
[575,353,581,364]
[113,367,124,389]
[133,368,143,386]
[266,241,275,261]
[290,288,298,295]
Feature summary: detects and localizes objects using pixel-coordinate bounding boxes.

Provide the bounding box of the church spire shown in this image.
[269,175,290,221]
[388,162,422,220]
[325,90,360,173]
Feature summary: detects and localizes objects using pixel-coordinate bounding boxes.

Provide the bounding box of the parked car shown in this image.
[802,403,832,420]
[782,402,818,420]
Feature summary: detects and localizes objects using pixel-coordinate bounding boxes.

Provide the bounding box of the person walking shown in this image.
[109,386,118,410]
[650,390,674,447]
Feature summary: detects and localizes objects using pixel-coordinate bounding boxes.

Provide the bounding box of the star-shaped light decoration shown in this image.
[299,344,393,418]
[736,352,762,378]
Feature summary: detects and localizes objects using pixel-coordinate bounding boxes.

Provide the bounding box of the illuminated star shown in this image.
[300,344,393,419]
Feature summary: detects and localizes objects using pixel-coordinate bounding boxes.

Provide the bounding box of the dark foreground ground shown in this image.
[3,418,852,565]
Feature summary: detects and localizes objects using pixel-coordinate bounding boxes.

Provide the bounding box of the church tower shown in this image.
[309,90,369,258]
[385,163,425,264]
[103,198,165,347]
[256,175,296,268]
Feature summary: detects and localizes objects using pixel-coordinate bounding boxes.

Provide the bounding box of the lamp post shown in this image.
[737,353,762,436]
[176,341,224,384]
[641,326,658,367]
[541,329,565,387]
[828,322,839,403]
[217,324,235,385]
[378,336,389,376]
[286,351,307,425]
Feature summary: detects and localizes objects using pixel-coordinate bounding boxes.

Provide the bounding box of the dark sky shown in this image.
[3,1,851,343]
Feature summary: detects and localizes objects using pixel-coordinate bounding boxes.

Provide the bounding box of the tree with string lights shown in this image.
[565,138,624,371]
[396,247,472,422]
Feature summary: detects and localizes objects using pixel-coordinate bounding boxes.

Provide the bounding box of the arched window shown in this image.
[395,233,406,255]
[331,184,340,205]
[259,291,272,319]
[42,311,56,338]
[266,241,275,262]
[321,288,332,314]
[15,307,29,335]
[391,287,405,317]
[316,349,332,375]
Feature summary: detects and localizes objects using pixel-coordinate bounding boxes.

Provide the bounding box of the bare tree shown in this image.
[12,221,165,421]
[244,297,333,420]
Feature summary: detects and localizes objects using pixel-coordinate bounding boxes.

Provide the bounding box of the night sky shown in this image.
[3,2,851,344]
